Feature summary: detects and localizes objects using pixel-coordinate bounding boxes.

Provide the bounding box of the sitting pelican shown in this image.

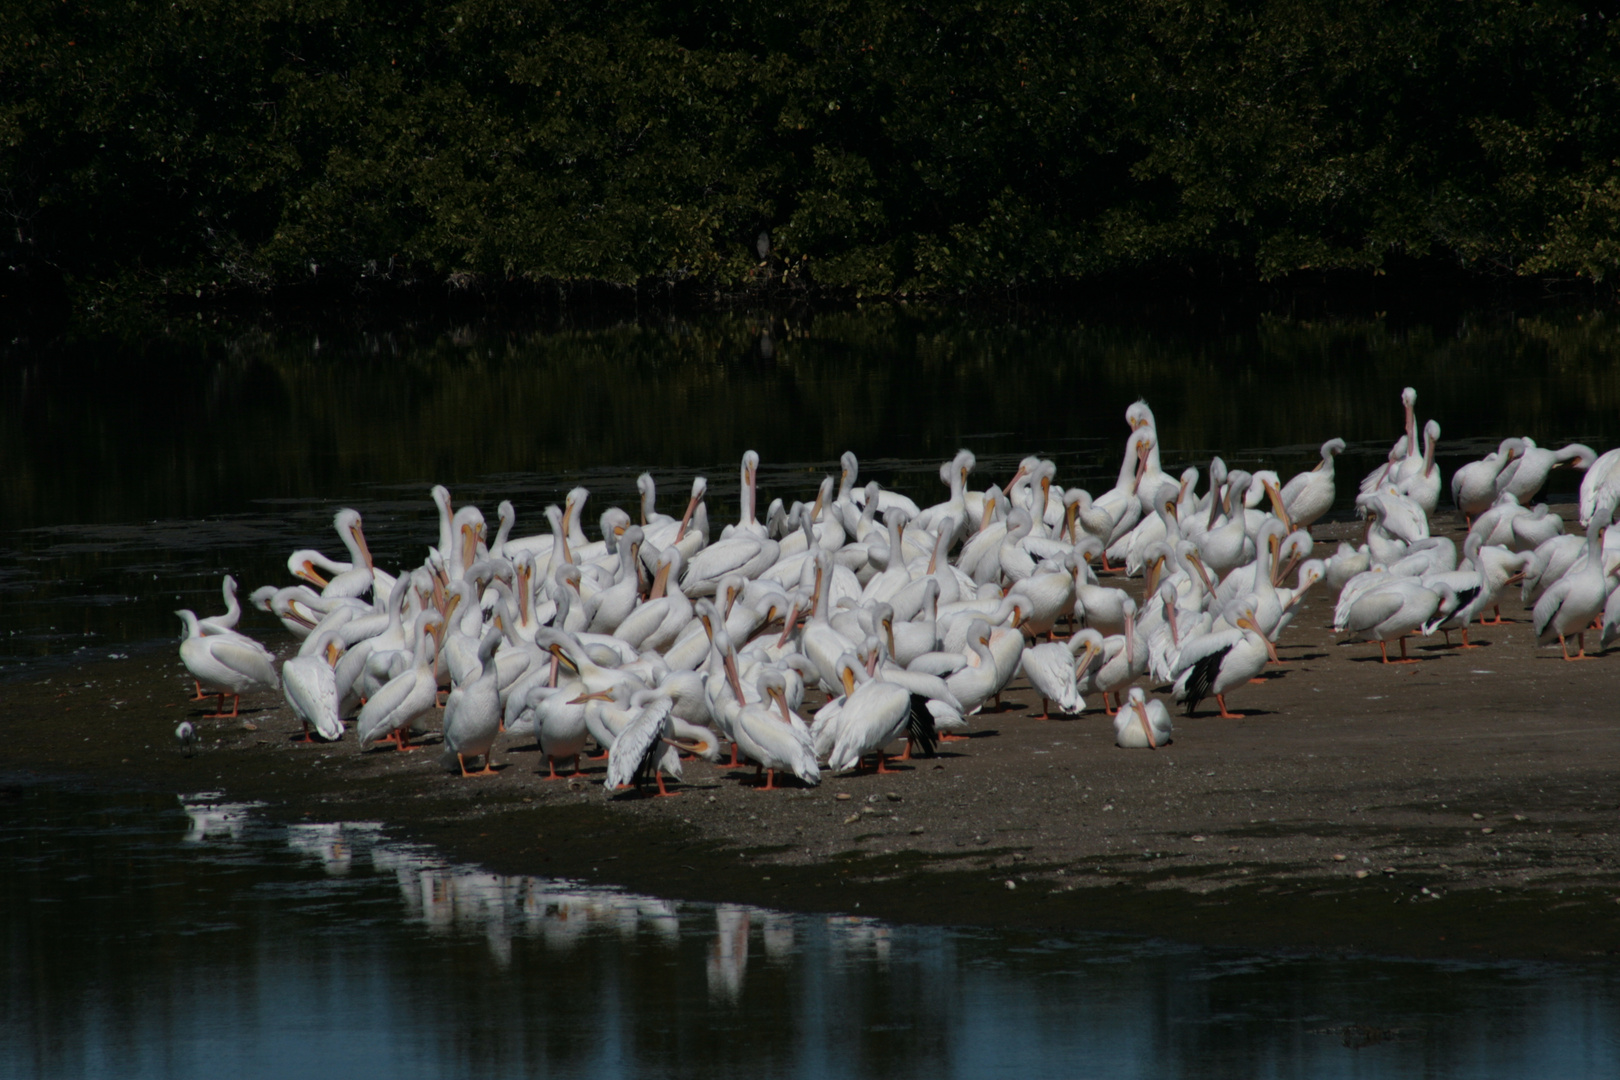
[1115,687,1173,749]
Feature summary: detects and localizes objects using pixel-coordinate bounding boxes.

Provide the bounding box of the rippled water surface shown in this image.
[3,781,1616,1080]
[5,308,1620,677]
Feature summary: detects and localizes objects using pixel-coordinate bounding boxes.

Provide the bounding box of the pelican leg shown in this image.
[726,742,741,767]
[566,755,589,778]
[1036,697,1050,720]
[938,732,971,742]
[1102,692,1117,716]
[759,768,777,791]
[1378,638,1419,664]
[542,756,566,780]
[655,773,679,797]
[299,721,314,743]
[1215,693,1242,720]
[1562,633,1595,661]
[1457,627,1480,649]
[203,693,241,719]
[898,742,914,761]
[190,680,209,702]
[585,748,610,761]
[1479,606,1513,626]
[875,754,901,774]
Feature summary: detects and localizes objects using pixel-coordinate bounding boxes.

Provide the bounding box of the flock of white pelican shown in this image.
[173,391,1618,793]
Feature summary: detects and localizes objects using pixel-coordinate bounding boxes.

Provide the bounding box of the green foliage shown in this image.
[5,0,1620,308]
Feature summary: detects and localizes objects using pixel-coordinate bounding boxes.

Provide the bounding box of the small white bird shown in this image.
[1114,687,1173,749]
[175,721,197,757]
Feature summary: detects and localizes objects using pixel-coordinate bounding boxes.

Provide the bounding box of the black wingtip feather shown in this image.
[907,693,938,758]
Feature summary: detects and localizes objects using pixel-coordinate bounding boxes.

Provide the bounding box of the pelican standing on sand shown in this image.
[177,609,280,719]
[1171,608,1278,718]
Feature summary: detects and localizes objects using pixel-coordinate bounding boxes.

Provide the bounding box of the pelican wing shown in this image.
[356,669,425,746]
[283,657,342,740]
[1343,587,1409,637]
[208,638,280,689]
[1168,628,1242,681]
[606,698,672,791]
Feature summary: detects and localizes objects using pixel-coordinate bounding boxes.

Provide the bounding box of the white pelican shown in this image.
[1468,491,1528,550]
[682,517,778,597]
[282,630,345,742]
[1171,608,1277,717]
[943,619,1001,716]
[1533,511,1611,660]
[1579,448,1620,527]
[1508,505,1564,552]
[604,690,688,796]
[1091,428,1155,566]
[1452,438,1524,522]
[613,548,693,652]
[839,451,921,519]
[1021,632,1101,719]
[1115,687,1172,749]
[1496,439,1596,504]
[1361,387,1419,495]
[1394,420,1442,516]
[1421,543,1529,648]
[176,610,280,719]
[825,667,916,775]
[356,611,443,750]
[733,672,820,788]
[197,575,244,635]
[1338,579,1455,663]
[1279,439,1345,531]
[440,627,504,776]
[1357,490,1430,545]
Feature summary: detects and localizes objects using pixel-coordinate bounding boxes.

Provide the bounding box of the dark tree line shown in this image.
[5,0,1620,309]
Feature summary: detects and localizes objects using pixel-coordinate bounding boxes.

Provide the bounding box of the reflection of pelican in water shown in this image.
[707,905,752,1001]
[286,822,354,875]
[265,812,698,960]
[638,899,681,944]
[762,910,796,962]
[179,794,262,843]
[827,915,892,964]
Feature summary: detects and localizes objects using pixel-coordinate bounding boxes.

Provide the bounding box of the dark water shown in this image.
[3,780,1616,1080]
[5,308,1620,678]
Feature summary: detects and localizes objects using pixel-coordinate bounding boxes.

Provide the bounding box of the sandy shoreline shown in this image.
[5,512,1619,963]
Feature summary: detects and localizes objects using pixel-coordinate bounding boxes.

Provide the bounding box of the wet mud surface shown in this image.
[5,511,1618,963]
